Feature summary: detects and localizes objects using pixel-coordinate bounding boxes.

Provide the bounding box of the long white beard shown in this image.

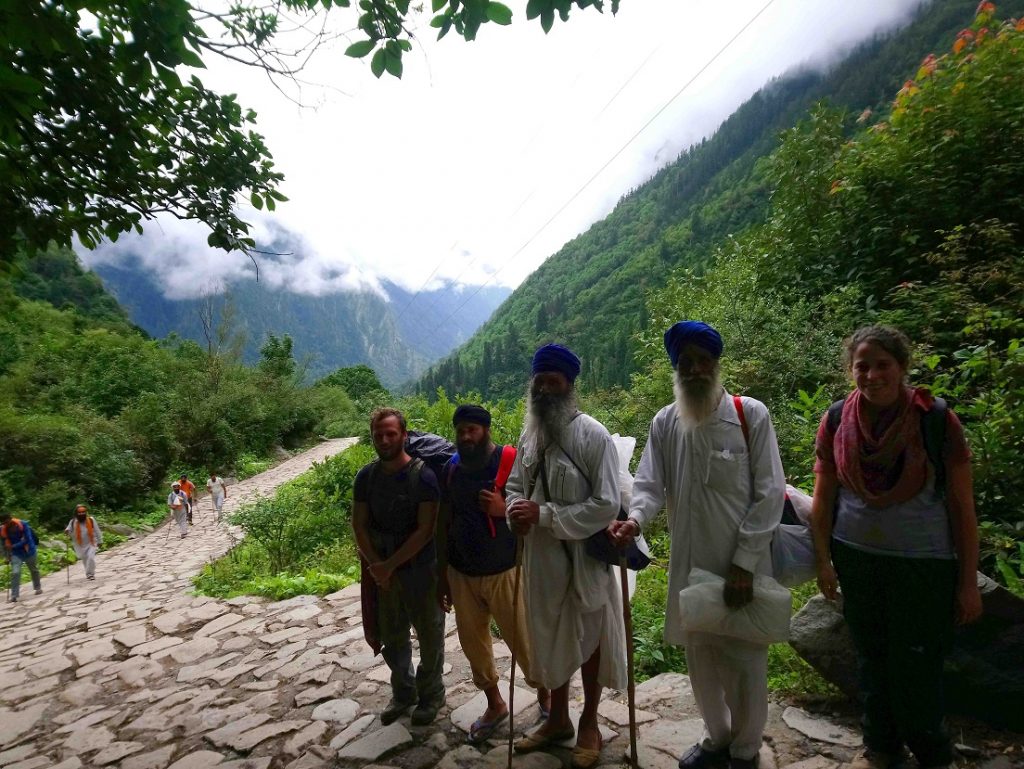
[673,368,723,432]
[522,385,577,455]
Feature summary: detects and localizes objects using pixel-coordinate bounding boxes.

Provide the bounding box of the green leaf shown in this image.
[486,2,513,24]
[179,49,206,69]
[384,51,403,78]
[526,0,547,19]
[540,8,554,32]
[345,40,375,58]
[370,49,386,78]
[432,0,447,10]
[265,195,276,211]
[251,193,264,210]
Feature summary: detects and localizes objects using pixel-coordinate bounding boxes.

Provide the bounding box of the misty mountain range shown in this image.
[93,259,509,387]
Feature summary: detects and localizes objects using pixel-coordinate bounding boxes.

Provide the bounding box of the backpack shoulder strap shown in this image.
[922,397,947,492]
[407,457,424,499]
[827,398,846,434]
[733,395,750,449]
[445,454,460,488]
[495,445,517,491]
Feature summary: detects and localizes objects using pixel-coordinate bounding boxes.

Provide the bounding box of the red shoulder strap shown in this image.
[733,395,750,449]
[494,445,517,491]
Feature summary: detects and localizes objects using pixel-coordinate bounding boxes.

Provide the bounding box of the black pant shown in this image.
[832,540,956,766]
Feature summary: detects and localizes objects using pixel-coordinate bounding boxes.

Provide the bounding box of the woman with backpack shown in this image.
[809,325,982,769]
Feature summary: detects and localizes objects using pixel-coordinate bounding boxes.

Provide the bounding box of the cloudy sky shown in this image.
[83,0,924,300]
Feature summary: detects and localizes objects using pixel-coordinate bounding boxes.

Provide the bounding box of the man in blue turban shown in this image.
[505,344,627,768]
[611,321,785,769]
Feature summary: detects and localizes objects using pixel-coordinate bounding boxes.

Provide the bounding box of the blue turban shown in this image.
[532,344,581,383]
[452,404,491,428]
[664,321,724,367]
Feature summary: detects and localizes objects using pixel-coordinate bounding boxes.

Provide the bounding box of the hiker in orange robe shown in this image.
[64,504,103,580]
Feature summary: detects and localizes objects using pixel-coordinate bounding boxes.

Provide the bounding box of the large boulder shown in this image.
[107,523,137,536]
[790,573,1024,731]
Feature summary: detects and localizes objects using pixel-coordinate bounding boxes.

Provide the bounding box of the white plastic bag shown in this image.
[771,524,818,587]
[677,568,792,644]
[610,434,636,509]
[785,484,813,525]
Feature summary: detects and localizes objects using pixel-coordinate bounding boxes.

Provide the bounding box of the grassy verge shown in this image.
[192,443,374,601]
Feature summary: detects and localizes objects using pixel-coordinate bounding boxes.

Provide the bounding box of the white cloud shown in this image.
[83,0,924,298]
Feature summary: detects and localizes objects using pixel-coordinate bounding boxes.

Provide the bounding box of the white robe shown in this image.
[64,517,102,576]
[506,413,628,691]
[627,392,785,646]
[628,392,785,759]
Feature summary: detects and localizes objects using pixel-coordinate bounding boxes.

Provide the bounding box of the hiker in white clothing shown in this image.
[611,321,785,769]
[64,504,103,580]
[506,343,626,769]
[168,482,189,538]
[207,471,228,522]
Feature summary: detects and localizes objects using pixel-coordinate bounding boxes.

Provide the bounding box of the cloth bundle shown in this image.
[677,568,792,644]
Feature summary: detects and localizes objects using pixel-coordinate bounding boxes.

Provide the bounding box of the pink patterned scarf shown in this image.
[834,386,933,508]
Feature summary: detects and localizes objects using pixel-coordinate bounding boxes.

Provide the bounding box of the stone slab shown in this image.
[0,704,47,749]
[311,698,361,725]
[329,713,375,750]
[119,745,177,769]
[221,720,307,751]
[782,708,862,748]
[336,723,413,761]
[284,721,329,756]
[92,741,145,765]
[295,681,344,707]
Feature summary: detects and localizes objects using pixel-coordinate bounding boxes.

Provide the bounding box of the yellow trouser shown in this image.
[448,565,542,692]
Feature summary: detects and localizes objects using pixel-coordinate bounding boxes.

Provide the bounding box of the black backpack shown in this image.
[826,396,948,495]
[404,431,456,481]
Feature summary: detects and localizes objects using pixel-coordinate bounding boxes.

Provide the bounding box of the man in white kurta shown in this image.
[207,473,228,521]
[168,482,189,538]
[612,321,785,769]
[64,505,103,580]
[507,343,627,767]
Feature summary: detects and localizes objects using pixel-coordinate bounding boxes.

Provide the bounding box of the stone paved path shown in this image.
[0,438,1004,769]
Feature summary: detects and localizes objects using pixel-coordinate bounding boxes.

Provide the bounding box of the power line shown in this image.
[422,0,777,342]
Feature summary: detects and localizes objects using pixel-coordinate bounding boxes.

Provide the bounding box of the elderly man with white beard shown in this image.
[506,343,627,769]
[610,321,785,769]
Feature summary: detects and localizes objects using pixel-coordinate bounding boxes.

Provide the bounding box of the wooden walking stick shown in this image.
[620,555,639,769]
[507,534,524,769]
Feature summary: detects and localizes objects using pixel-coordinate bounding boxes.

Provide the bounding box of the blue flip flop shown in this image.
[468,711,509,744]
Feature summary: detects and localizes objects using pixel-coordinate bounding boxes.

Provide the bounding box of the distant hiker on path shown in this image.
[207,472,228,522]
[506,344,627,769]
[2,512,42,602]
[168,482,189,538]
[64,504,103,580]
[438,403,550,744]
[352,407,445,726]
[179,474,196,524]
[810,325,981,769]
[610,321,786,769]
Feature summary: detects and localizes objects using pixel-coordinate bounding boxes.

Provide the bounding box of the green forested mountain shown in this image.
[93,260,510,387]
[417,0,1024,398]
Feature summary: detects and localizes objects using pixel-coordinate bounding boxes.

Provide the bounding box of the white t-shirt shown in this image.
[207,477,227,496]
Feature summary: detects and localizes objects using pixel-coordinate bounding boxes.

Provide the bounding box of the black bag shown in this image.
[537,452,651,571]
[404,430,456,481]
